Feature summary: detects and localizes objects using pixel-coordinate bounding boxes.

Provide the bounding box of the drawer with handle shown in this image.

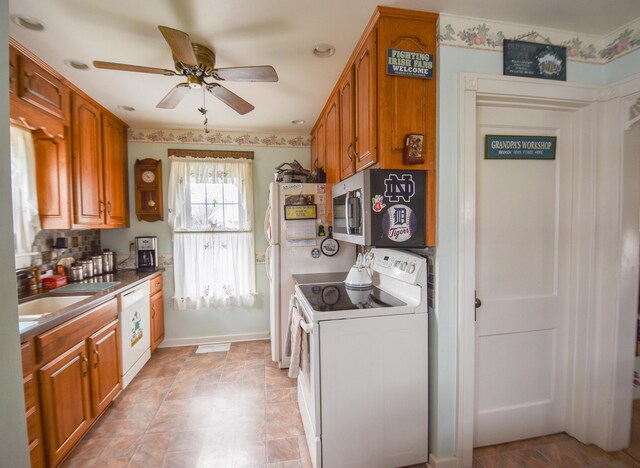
[150,274,163,296]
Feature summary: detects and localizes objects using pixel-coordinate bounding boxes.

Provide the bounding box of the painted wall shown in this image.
[101,142,310,342]
[0,0,31,464]
[432,44,640,461]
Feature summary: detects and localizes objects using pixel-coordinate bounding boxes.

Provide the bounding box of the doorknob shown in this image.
[475,297,482,308]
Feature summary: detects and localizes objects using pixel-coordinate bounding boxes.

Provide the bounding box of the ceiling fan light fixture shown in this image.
[117,105,136,112]
[291,120,306,125]
[187,75,202,88]
[313,44,335,58]
[11,14,45,31]
[64,59,90,70]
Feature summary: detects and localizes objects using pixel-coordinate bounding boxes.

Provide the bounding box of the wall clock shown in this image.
[134,158,163,222]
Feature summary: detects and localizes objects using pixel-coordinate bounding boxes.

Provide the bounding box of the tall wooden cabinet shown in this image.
[311,7,438,246]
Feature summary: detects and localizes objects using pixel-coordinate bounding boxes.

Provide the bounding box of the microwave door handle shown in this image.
[345,192,351,233]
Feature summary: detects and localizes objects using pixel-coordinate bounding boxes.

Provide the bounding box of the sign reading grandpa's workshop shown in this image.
[485,135,557,160]
[387,49,433,79]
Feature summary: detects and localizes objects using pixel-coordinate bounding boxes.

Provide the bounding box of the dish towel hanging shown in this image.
[284,294,297,357]
[288,300,309,379]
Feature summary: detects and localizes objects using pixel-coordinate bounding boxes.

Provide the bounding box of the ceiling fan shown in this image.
[93,26,278,115]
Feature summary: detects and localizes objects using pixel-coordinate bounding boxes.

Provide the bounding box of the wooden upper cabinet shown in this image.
[33,128,71,229]
[88,320,121,415]
[354,28,377,171]
[102,113,129,227]
[338,69,355,180]
[315,118,326,176]
[18,55,69,122]
[72,93,104,227]
[9,46,18,95]
[310,7,437,245]
[39,341,92,467]
[324,93,340,185]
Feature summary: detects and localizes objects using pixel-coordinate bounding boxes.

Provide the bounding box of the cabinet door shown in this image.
[72,93,104,227]
[102,113,129,227]
[18,55,69,121]
[315,118,326,176]
[33,128,71,229]
[338,69,355,180]
[324,93,340,222]
[9,46,18,95]
[88,320,121,415]
[39,341,92,467]
[354,29,377,171]
[150,291,165,353]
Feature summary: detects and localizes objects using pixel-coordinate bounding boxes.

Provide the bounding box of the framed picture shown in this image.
[503,40,567,81]
[403,133,425,164]
[284,204,317,220]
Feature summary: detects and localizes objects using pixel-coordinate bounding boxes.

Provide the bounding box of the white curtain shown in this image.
[168,156,256,309]
[10,124,40,254]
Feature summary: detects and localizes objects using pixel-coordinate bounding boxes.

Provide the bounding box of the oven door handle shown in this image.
[300,317,314,334]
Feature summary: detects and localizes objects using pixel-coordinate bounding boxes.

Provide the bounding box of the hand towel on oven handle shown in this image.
[287,295,309,379]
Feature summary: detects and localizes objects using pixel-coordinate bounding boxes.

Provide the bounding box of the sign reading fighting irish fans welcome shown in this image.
[386,49,433,79]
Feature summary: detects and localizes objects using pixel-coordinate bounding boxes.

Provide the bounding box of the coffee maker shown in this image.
[136,236,158,272]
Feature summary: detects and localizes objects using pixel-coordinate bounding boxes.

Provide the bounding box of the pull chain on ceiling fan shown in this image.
[93,25,278,115]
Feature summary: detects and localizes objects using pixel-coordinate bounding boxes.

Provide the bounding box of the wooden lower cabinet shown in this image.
[24,298,121,467]
[150,284,165,353]
[88,320,122,415]
[39,341,92,467]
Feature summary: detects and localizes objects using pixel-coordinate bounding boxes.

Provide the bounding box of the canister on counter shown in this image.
[70,265,84,282]
[92,255,104,275]
[79,260,94,278]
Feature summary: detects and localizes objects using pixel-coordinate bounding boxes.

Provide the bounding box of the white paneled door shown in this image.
[474,105,573,447]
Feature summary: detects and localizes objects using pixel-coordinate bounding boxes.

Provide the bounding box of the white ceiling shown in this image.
[8,0,640,134]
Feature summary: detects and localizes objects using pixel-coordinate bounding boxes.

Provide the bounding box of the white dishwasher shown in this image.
[118,281,151,388]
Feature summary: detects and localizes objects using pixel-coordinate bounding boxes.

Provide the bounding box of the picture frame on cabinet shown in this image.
[403,133,425,164]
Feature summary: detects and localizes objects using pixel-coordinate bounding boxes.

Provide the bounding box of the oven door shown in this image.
[296,295,322,468]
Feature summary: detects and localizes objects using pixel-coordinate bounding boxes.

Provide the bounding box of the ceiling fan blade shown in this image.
[157,83,191,109]
[206,84,255,115]
[93,61,176,76]
[213,66,279,82]
[158,25,198,66]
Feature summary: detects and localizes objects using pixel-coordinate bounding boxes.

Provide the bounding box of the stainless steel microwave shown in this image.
[332,169,427,247]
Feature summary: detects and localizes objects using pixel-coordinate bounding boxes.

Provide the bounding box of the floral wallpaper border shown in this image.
[438,14,640,64]
[128,128,311,148]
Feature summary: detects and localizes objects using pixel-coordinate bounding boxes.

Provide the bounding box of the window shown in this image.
[168,155,255,309]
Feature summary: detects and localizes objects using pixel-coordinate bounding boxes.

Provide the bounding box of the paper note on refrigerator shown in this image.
[284,220,316,246]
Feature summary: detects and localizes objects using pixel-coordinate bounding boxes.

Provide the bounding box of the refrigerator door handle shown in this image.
[265,244,272,282]
[264,204,271,242]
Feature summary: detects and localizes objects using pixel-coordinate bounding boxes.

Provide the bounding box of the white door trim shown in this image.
[456,72,617,467]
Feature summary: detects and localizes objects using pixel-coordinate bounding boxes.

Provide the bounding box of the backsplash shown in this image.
[32,229,102,265]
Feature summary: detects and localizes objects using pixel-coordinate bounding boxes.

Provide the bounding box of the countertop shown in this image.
[18,269,164,340]
[292,271,349,285]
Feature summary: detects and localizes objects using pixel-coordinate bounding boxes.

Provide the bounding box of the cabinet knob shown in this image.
[106,201,112,215]
[82,356,89,376]
[93,349,99,368]
[99,200,105,216]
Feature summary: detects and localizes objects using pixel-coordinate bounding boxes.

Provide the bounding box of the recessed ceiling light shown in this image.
[291,119,306,125]
[313,44,335,58]
[117,105,136,112]
[11,14,45,31]
[64,59,90,70]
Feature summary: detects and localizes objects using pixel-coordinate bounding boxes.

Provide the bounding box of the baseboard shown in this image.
[428,453,458,468]
[158,332,270,348]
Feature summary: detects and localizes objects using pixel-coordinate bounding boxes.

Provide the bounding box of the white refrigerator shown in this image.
[265,182,356,368]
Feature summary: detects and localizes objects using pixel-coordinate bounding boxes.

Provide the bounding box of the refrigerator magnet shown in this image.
[320,227,340,256]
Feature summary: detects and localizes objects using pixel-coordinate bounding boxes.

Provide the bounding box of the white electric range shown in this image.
[293,248,429,468]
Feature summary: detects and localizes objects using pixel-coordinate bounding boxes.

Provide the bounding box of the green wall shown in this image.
[0,0,31,463]
[101,142,310,342]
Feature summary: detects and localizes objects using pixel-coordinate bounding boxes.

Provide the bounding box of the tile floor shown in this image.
[63,341,640,468]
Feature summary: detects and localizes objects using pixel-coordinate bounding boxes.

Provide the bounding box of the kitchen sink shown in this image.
[18,295,91,319]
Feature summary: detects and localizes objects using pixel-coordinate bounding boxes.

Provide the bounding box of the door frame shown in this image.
[457,72,640,467]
